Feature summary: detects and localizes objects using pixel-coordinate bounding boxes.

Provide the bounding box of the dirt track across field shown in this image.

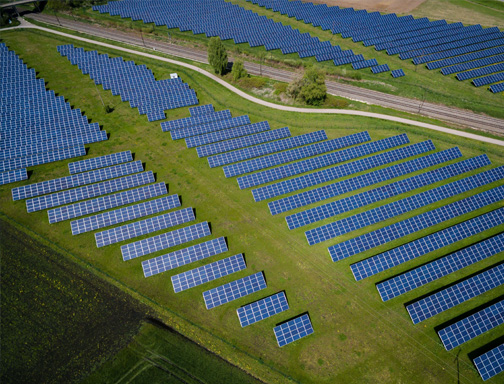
[310,0,427,13]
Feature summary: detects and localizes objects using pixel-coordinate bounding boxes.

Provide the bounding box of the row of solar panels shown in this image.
[57,44,199,122]
[162,102,502,379]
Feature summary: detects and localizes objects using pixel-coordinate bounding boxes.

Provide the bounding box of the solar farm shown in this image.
[1,1,504,383]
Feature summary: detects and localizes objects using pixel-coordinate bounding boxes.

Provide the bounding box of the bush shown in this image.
[287,66,327,106]
[207,37,228,75]
[231,60,248,81]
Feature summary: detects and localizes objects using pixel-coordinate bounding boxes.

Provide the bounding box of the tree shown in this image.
[287,66,327,106]
[231,59,247,81]
[207,37,228,75]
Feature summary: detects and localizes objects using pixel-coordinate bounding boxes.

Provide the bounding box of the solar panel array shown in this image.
[95,207,195,247]
[12,160,144,201]
[273,314,314,347]
[322,176,504,257]
[199,127,290,158]
[161,109,231,132]
[58,44,198,121]
[142,237,228,277]
[71,194,180,235]
[438,300,504,351]
[225,131,370,179]
[474,343,504,381]
[121,221,211,261]
[237,292,289,327]
[68,151,133,174]
[286,150,482,230]
[212,130,327,168]
[406,263,504,324]
[0,43,106,176]
[352,206,504,281]
[256,139,436,204]
[26,171,155,213]
[186,120,269,148]
[171,254,246,293]
[48,182,167,223]
[377,232,504,302]
[236,133,408,189]
[203,272,267,309]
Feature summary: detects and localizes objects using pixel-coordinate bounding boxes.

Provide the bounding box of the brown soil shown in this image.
[309,0,427,14]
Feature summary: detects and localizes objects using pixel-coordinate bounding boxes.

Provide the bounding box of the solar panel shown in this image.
[438,300,504,351]
[273,314,314,347]
[142,237,228,277]
[377,232,504,302]
[237,134,409,189]
[256,140,437,204]
[48,182,166,224]
[198,127,290,158]
[0,145,86,173]
[474,343,504,381]
[71,194,180,235]
[95,207,195,247]
[0,168,27,186]
[68,151,132,174]
[26,171,155,213]
[12,160,143,201]
[285,152,485,229]
[320,170,504,254]
[209,130,327,168]
[189,104,214,116]
[121,221,211,261]
[171,254,246,293]
[185,121,270,148]
[171,115,251,140]
[203,272,266,309]
[237,292,289,327]
[406,263,504,324]
[161,109,230,131]
[225,131,370,178]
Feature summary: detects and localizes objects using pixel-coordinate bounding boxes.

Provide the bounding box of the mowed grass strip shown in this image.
[1,29,504,383]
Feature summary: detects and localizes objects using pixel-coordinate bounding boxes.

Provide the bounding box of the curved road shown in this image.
[23,12,504,136]
[8,18,504,147]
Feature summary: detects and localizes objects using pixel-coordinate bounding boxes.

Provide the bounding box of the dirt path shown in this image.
[310,0,427,13]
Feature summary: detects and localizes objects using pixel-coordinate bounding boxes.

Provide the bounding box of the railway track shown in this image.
[25,12,504,136]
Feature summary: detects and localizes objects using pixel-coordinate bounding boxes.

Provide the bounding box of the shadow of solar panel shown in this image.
[142,237,228,277]
[71,194,179,235]
[189,104,214,116]
[203,272,266,309]
[27,171,155,213]
[198,127,290,158]
[273,314,314,347]
[474,343,504,381]
[13,161,143,201]
[377,232,504,302]
[256,140,437,204]
[352,205,504,281]
[238,133,408,189]
[226,131,371,179]
[68,151,132,174]
[121,221,211,261]
[438,300,504,351]
[48,182,166,224]
[0,168,28,186]
[286,151,485,229]
[211,130,327,168]
[161,109,231,132]
[185,120,269,148]
[171,115,250,140]
[95,207,195,247]
[171,254,246,293]
[237,292,289,327]
[406,263,504,324]
[0,145,86,173]
[314,164,502,247]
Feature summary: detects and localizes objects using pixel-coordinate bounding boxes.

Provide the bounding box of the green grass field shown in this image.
[1,28,504,384]
[54,0,504,120]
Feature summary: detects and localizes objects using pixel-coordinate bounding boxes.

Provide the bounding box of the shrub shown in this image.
[207,37,228,75]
